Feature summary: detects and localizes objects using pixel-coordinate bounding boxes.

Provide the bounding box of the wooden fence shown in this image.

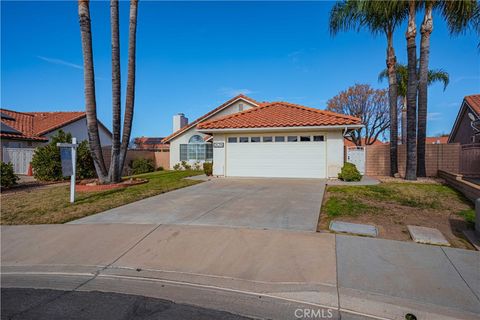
[364,143,461,177]
[460,143,480,178]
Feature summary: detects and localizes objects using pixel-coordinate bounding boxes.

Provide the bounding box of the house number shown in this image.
[213,142,224,148]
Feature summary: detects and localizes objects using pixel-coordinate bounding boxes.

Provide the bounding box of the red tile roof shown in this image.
[162,94,261,143]
[425,136,448,144]
[0,109,107,142]
[465,94,480,114]
[197,102,362,130]
[344,138,384,147]
[134,137,170,150]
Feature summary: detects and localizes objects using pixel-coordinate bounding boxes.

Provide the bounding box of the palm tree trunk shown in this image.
[401,98,407,144]
[405,0,417,181]
[417,3,433,177]
[78,0,108,183]
[108,0,122,182]
[119,0,139,173]
[386,30,398,177]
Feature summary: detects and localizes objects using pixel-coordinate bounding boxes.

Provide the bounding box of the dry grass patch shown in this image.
[1,170,202,225]
[319,182,475,249]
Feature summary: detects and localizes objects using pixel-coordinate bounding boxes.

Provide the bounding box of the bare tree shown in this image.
[327,84,390,146]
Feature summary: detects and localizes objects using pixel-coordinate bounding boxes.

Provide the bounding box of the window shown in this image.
[263,136,273,142]
[228,137,237,143]
[275,136,285,142]
[287,136,298,142]
[251,137,260,142]
[300,136,311,142]
[189,135,204,143]
[313,135,325,142]
[239,137,249,143]
[239,103,244,112]
[180,144,213,161]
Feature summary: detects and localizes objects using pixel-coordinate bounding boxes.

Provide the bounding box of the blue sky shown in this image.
[2,1,479,139]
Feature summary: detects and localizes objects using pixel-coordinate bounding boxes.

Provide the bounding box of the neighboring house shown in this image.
[133,137,169,151]
[162,95,362,178]
[1,109,112,173]
[448,94,480,144]
[344,138,385,147]
[1,109,112,148]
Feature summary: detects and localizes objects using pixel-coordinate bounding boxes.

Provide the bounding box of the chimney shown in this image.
[173,113,188,132]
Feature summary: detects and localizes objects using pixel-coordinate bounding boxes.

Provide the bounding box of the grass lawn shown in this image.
[319,182,475,249]
[1,170,203,225]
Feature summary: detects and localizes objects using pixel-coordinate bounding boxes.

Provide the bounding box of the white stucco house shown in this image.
[162,95,362,179]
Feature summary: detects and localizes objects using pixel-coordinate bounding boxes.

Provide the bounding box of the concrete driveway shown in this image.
[70,178,325,231]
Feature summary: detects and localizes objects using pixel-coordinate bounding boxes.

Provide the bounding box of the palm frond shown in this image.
[427,69,450,91]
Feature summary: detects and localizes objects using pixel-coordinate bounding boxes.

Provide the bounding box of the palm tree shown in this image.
[109,0,122,182]
[329,0,407,177]
[379,63,449,144]
[78,0,139,183]
[405,0,417,181]
[417,0,478,177]
[119,0,139,175]
[78,0,108,183]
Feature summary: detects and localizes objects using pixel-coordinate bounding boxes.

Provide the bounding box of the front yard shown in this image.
[319,181,475,249]
[1,170,202,225]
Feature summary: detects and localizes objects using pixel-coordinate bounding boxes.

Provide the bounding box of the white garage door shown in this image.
[226,135,326,178]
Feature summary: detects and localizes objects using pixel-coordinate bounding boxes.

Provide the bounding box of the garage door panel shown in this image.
[226,142,326,178]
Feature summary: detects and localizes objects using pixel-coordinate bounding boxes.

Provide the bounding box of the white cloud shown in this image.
[218,87,255,97]
[451,75,480,85]
[427,112,442,121]
[37,56,83,70]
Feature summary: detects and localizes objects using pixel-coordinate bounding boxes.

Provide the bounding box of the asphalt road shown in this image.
[1,288,252,320]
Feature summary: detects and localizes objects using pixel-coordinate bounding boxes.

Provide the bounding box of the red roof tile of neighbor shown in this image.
[465,94,480,114]
[197,102,362,130]
[162,94,262,143]
[425,136,449,144]
[0,109,96,142]
[344,138,384,147]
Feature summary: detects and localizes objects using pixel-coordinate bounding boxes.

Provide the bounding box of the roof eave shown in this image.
[197,124,364,133]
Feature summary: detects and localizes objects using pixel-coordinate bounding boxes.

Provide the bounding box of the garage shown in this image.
[225,134,327,178]
[196,101,363,179]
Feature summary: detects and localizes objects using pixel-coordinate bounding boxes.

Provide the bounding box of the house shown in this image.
[133,137,169,151]
[1,109,112,148]
[1,109,112,174]
[162,95,362,178]
[448,94,480,144]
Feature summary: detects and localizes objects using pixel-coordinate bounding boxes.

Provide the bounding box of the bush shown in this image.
[131,158,155,175]
[181,160,191,170]
[31,130,96,181]
[203,162,213,176]
[1,162,19,188]
[173,163,182,171]
[156,166,164,171]
[338,162,362,182]
[193,161,202,171]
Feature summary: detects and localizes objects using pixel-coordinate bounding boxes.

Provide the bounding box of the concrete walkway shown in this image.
[70,178,325,232]
[2,224,479,320]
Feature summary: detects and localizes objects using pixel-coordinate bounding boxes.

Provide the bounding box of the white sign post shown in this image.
[57,137,78,203]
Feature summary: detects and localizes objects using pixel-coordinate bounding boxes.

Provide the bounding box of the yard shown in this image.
[1,170,203,225]
[319,181,475,249]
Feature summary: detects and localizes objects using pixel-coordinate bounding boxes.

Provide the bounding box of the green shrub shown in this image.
[1,162,19,188]
[131,158,155,175]
[193,161,202,171]
[338,162,362,182]
[31,130,96,181]
[181,160,192,170]
[156,166,164,171]
[203,162,213,176]
[173,163,182,171]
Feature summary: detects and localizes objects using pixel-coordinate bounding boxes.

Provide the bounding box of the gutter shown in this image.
[197,124,364,134]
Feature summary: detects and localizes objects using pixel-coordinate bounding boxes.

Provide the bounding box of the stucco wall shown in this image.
[43,118,112,146]
[212,134,225,176]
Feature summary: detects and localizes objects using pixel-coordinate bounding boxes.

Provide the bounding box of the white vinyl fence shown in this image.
[2,147,36,174]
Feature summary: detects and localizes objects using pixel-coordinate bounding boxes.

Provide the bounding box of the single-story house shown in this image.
[1,109,112,148]
[133,137,169,151]
[448,94,480,144]
[1,109,111,173]
[162,95,362,179]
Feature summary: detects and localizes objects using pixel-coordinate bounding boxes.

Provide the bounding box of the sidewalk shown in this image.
[1,224,479,319]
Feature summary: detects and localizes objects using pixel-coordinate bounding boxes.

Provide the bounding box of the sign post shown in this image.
[57,137,78,203]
